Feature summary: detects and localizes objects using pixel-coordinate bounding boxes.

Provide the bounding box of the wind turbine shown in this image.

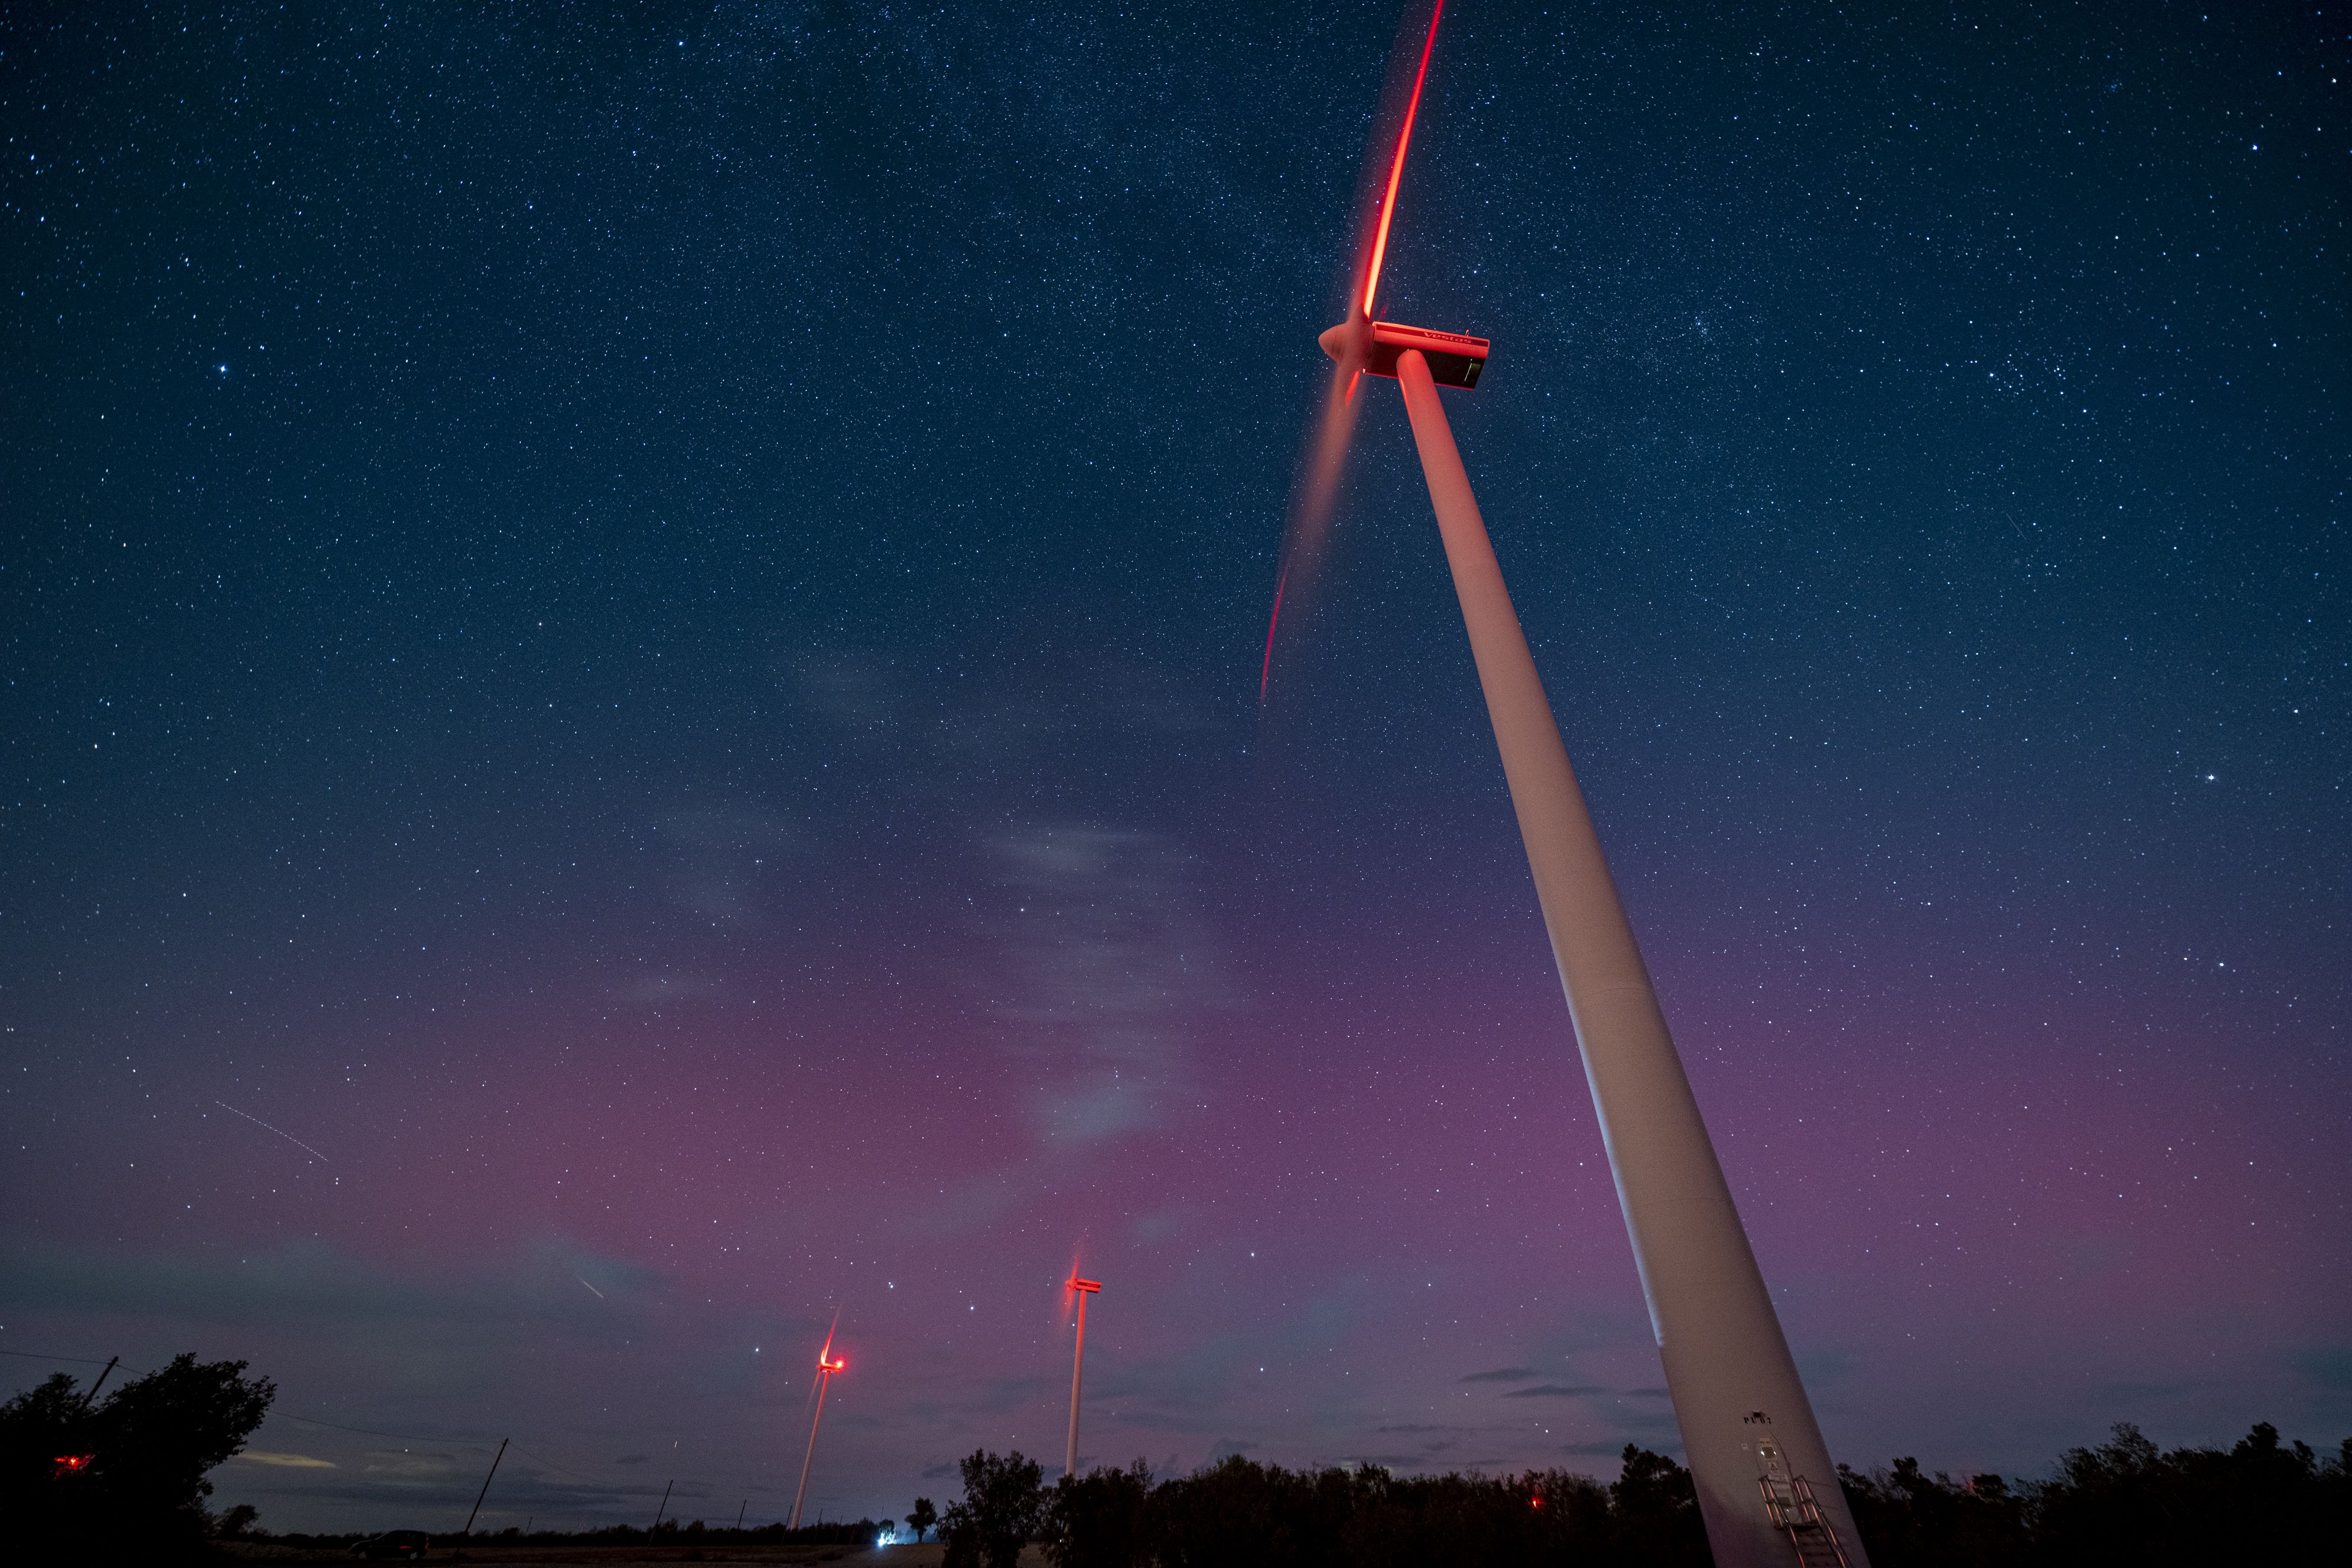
[1289,6,1869,1564]
[1063,1273,1102,1478]
[788,1312,847,1533]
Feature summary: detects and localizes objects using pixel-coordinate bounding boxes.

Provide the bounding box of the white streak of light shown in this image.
[213,1101,330,1164]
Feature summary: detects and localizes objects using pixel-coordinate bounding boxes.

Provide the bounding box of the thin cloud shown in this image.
[978,823,1241,1145]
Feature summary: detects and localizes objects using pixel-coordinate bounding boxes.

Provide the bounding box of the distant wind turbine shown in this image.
[789,1310,846,1532]
[1063,1273,1102,1478]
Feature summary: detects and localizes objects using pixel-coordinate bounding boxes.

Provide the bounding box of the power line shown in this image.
[0,1347,129,1368]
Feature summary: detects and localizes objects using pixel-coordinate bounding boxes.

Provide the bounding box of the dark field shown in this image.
[220,1545,976,1567]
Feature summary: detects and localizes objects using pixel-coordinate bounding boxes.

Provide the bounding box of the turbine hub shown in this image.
[1319,318,1368,364]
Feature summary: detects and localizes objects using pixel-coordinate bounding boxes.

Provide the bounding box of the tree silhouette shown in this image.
[1044,1460,1152,1568]
[906,1495,938,1542]
[940,1449,1045,1568]
[0,1355,274,1559]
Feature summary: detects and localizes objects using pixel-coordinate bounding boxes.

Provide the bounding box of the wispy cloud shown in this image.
[0,1237,663,1336]
[978,824,1241,1144]
[655,807,798,926]
[232,1450,337,1469]
[1501,1384,1609,1399]
[1565,1438,1644,1458]
[1459,1366,1541,1383]
[362,1451,466,1483]
[784,653,1246,1149]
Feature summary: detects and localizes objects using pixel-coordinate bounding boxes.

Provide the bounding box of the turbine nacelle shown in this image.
[1320,317,1489,390]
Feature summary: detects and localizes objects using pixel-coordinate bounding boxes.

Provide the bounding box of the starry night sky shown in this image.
[4,0,2347,1538]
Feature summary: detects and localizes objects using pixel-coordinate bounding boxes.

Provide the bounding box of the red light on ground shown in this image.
[1531,1495,1544,1509]
[54,1453,95,1476]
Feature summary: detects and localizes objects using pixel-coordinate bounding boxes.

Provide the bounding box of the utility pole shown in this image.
[462,1439,507,1537]
[79,1356,120,1410]
[736,1500,747,1532]
[650,1477,673,1539]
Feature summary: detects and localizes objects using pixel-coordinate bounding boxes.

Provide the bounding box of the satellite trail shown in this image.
[578,1277,606,1299]
[214,1101,330,1164]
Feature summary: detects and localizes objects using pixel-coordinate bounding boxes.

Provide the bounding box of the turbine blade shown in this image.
[1261,1,1444,703]
[1258,567,1287,704]
[1259,350,1365,702]
[1361,0,1445,319]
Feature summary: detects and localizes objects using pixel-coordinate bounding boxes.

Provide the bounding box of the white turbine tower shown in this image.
[1277,6,1870,1564]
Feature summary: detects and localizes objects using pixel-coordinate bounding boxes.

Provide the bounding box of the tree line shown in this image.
[929,1422,2351,1568]
[5,1353,2344,1564]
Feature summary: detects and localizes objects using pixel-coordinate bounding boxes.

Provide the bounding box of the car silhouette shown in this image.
[348,1529,431,1560]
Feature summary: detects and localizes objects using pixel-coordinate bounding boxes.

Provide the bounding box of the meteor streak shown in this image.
[213,1101,330,1164]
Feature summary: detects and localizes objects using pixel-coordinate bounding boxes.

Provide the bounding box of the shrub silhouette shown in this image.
[1044,1460,1153,1568]
[940,1447,1047,1568]
[0,1355,274,1561]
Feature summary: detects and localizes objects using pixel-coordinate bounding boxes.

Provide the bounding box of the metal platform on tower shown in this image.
[1757,1440,1854,1568]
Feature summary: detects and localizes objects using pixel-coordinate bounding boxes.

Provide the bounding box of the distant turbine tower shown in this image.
[1064,1275,1102,1477]
[1289,6,1869,1565]
[789,1313,846,1533]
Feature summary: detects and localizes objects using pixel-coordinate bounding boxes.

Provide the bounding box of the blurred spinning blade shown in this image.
[1260,1,1446,703]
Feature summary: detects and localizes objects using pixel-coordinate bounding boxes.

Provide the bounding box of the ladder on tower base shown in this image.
[1758,1470,1852,1568]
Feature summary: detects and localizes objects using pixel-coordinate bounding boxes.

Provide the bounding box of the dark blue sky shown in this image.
[4,0,2346,1537]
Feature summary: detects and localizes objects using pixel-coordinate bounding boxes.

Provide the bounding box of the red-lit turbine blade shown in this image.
[1361,0,1445,319]
[1260,2,1441,706]
[1258,567,1287,703]
[1261,349,1367,703]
